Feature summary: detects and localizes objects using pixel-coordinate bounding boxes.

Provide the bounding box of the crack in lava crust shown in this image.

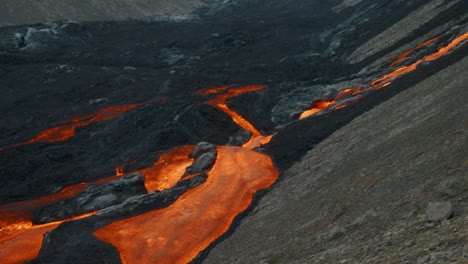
[93,146,278,264]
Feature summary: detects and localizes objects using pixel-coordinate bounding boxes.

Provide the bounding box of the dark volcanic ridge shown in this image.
[0,0,467,263]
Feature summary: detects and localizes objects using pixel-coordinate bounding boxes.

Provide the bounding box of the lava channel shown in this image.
[94,146,278,264]
[0,212,95,264]
[299,32,468,119]
[0,101,151,151]
[204,85,273,148]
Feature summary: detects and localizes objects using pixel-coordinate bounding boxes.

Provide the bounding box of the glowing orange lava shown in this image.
[388,36,441,67]
[371,33,468,88]
[0,145,196,264]
[204,85,273,148]
[94,146,278,264]
[197,85,229,95]
[300,99,336,119]
[0,101,151,151]
[0,212,96,264]
[115,165,125,176]
[137,146,195,192]
[300,32,468,119]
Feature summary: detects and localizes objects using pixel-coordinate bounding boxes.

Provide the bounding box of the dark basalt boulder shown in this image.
[186,152,217,175]
[189,142,217,158]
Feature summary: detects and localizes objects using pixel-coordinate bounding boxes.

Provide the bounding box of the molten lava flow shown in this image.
[299,100,336,119]
[388,36,441,67]
[0,212,95,264]
[203,85,273,148]
[137,146,195,192]
[300,32,468,119]
[370,33,468,88]
[0,101,151,151]
[115,165,125,176]
[94,146,278,264]
[0,145,197,264]
[299,88,360,120]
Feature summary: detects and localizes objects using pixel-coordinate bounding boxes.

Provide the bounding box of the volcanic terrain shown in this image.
[0,0,467,263]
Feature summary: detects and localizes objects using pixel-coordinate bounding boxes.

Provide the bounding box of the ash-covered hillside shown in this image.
[0,0,467,263]
[0,0,214,27]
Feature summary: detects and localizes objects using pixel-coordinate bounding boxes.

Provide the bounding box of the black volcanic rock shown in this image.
[426,202,454,223]
[32,173,147,224]
[97,174,207,219]
[189,142,216,158]
[186,152,217,175]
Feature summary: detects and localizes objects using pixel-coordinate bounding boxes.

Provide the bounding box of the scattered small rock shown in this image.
[416,254,431,264]
[124,66,136,71]
[88,98,108,105]
[426,202,453,222]
[44,78,56,84]
[428,240,441,250]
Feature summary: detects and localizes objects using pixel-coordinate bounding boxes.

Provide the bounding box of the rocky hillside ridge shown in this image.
[0,0,214,27]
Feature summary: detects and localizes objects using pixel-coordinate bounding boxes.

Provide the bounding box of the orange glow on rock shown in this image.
[0,101,150,151]
[94,146,278,264]
[115,165,125,176]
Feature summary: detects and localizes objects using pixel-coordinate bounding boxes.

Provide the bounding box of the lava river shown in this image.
[94,146,278,264]
[0,101,151,151]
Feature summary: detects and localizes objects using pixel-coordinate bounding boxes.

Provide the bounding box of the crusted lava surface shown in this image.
[0,0,467,263]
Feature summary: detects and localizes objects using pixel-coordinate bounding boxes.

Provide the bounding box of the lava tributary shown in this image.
[204,85,273,148]
[299,32,468,119]
[0,101,151,151]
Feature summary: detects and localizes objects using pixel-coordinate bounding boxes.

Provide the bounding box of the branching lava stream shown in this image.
[0,101,151,151]
[94,146,278,264]
[300,32,468,119]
